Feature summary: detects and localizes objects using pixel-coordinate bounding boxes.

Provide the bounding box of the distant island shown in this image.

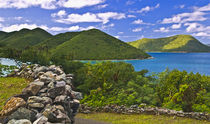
[128,35,210,52]
[0,28,150,60]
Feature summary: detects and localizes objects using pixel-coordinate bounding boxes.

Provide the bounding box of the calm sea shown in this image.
[1,53,210,75]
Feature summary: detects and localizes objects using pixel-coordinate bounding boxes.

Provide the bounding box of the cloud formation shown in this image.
[0,0,105,9]
[132,27,142,32]
[137,4,160,13]
[53,12,126,24]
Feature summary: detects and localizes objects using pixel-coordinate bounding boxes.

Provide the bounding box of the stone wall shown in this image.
[0,64,82,124]
[79,104,210,121]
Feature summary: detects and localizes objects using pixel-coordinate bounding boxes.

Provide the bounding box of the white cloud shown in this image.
[132,27,142,32]
[127,15,136,18]
[0,23,96,33]
[114,35,120,39]
[14,17,23,21]
[137,4,160,13]
[0,0,105,9]
[54,12,126,24]
[154,27,170,33]
[57,0,105,9]
[51,10,67,17]
[96,4,108,9]
[193,32,210,37]
[195,3,210,12]
[171,23,181,29]
[162,11,206,24]
[162,4,210,24]
[118,32,124,34]
[1,23,48,32]
[132,19,153,25]
[184,23,210,33]
[101,23,115,29]
[0,0,57,9]
[0,17,4,22]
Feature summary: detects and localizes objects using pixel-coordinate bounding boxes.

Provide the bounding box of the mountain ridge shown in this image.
[128,35,210,52]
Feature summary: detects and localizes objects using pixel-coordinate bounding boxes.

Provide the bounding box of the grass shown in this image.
[77,113,210,124]
[0,77,30,110]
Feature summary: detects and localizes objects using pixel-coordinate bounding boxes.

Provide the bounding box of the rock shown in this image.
[54,95,67,104]
[47,86,65,98]
[42,105,71,123]
[39,76,54,84]
[7,107,36,122]
[65,85,72,93]
[56,81,66,87]
[71,91,83,100]
[28,103,44,109]
[47,82,55,89]
[27,96,52,108]
[55,74,66,81]
[0,97,26,116]
[33,116,48,124]
[30,81,44,87]
[34,66,48,74]
[43,71,57,79]
[22,84,42,96]
[7,119,32,124]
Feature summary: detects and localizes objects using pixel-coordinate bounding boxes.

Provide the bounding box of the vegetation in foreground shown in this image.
[0,77,29,110]
[77,113,210,124]
[128,35,210,52]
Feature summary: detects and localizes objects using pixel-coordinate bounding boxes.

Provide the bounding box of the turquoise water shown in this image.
[80,53,210,75]
[1,52,210,75]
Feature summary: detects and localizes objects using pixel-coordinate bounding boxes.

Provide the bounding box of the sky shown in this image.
[0,0,209,44]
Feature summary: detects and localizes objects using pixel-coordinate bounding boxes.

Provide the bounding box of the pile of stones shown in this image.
[79,104,210,121]
[0,64,82,124]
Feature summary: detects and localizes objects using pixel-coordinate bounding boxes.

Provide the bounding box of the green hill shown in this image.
[35,32,81,49]
[0,28,52,49]
[128,35,210,52]
[51,29,150,60]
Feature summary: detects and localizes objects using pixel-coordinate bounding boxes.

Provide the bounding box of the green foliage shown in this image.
[77,62,157,107]
[156,69,210,112]
[128,35,210,52]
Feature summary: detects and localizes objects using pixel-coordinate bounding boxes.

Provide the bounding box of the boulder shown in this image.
[7,119,31,124]
[33,116,48,124]
[7,107,36,122]
[42,105,71,123]
[22,84,42,96]
[0,97,26,116]
[47,86,65,98]
[71,91,83,100]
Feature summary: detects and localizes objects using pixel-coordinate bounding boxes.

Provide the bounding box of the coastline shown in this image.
[72,56,155,62]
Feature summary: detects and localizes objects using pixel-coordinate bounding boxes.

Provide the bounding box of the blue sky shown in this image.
[0,0,209,44]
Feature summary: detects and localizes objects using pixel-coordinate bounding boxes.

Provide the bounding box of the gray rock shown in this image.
[65,85,72,93]
[71,91,83,100]
[30,81,44,87]
[22,84,42,96]
[28,103,45,109]
[42,105,71,123]
[47,82,55,89]
[27,96,52,106]
[54,95,67,104]
[8,107,36,122]
[47,86,65,98]
[33,116,48,124]
[56,81,66,87]
[55,74,66,81]
[8,119,32,124]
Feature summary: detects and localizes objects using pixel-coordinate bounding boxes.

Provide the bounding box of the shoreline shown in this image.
[72,56,155,62]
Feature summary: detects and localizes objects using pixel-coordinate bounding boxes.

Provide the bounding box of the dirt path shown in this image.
[75,118,110,124]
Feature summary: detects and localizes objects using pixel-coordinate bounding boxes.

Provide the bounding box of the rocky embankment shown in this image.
[79,104,210,121]
[0,64,82,124]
